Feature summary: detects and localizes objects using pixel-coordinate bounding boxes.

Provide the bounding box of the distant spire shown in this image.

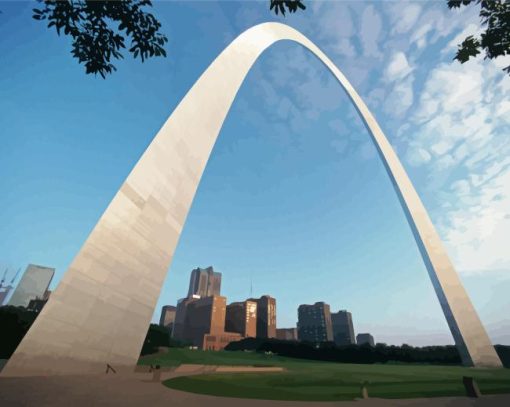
[250,271,253,297]
[10,267,21,284]
[1,268,7,287]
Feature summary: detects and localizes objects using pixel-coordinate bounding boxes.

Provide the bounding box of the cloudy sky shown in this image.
[0,1,509,346]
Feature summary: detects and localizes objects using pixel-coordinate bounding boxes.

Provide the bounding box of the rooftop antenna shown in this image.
[250,270,253,298]
[1,268,7,287]
[10,267,21,284]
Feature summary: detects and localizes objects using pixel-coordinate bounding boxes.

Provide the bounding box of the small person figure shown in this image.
[360,380,369,399]
[152,364,161,382]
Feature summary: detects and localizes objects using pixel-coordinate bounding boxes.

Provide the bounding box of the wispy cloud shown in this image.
[389,2,422,35]
[385,52,413,81]
[406,54,510,274]
[232,1,509,277]
[360,5,383,59]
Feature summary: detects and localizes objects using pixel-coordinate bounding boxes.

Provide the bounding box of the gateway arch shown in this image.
[2,23,502,376]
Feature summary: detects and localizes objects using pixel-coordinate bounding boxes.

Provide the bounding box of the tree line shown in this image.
[0,306,181,359]
[225,337,510,367]
[1,305,509,368]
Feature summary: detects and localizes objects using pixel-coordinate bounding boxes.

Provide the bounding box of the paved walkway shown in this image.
[0,369,509,407]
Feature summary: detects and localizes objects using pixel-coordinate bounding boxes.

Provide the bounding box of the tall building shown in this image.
[174,295,230,348]
[357,333,375,347]
[276,328,298,341]
[26,290,51,313]
[331,310,355,346]
[297,302,333,343]
[27,298,46,313]
[172,297,197,341]
[173,265,221,342]
[203,331,242,351]
[249,295,276,338]
[159,305,177,334]
[187,266,221,298]
[8,264,54,308]
[225,300,257,338]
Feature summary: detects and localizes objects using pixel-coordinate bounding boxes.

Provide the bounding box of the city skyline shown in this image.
[1,1,509,348]
[164,266,371,350]
[2,255,506,348]
[170,268,275,350]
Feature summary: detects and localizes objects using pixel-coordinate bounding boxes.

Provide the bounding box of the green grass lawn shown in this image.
[139,347,302,367]
[142,348,510,401]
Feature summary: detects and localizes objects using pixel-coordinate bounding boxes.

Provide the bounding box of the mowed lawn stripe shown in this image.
[166,373,360,401]
[145,348,510,401]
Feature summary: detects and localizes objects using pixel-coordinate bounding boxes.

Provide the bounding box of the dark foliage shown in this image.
[270,0,306,16]
[3,304,508,367]
[0,308,184,359]
[226,338,471,366]
[0,306,38,359]
[448,0,510,74]
[32,0,168,78]
[495,344,510,368]
[24,1,309,78]
[139,323,186,356]
[140,324,170,356]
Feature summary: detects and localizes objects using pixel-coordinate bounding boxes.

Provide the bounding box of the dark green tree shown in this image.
[32,0,168,78]
[140,324,170,356]
[270,0,306,16]
[29,0,307,79]
[0,306,38,359]
[448,0,510,75]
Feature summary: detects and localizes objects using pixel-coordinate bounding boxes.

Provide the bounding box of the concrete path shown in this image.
[0,370,509,407]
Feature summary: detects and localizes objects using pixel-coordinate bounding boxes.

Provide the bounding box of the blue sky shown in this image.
[0,1,509,346]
